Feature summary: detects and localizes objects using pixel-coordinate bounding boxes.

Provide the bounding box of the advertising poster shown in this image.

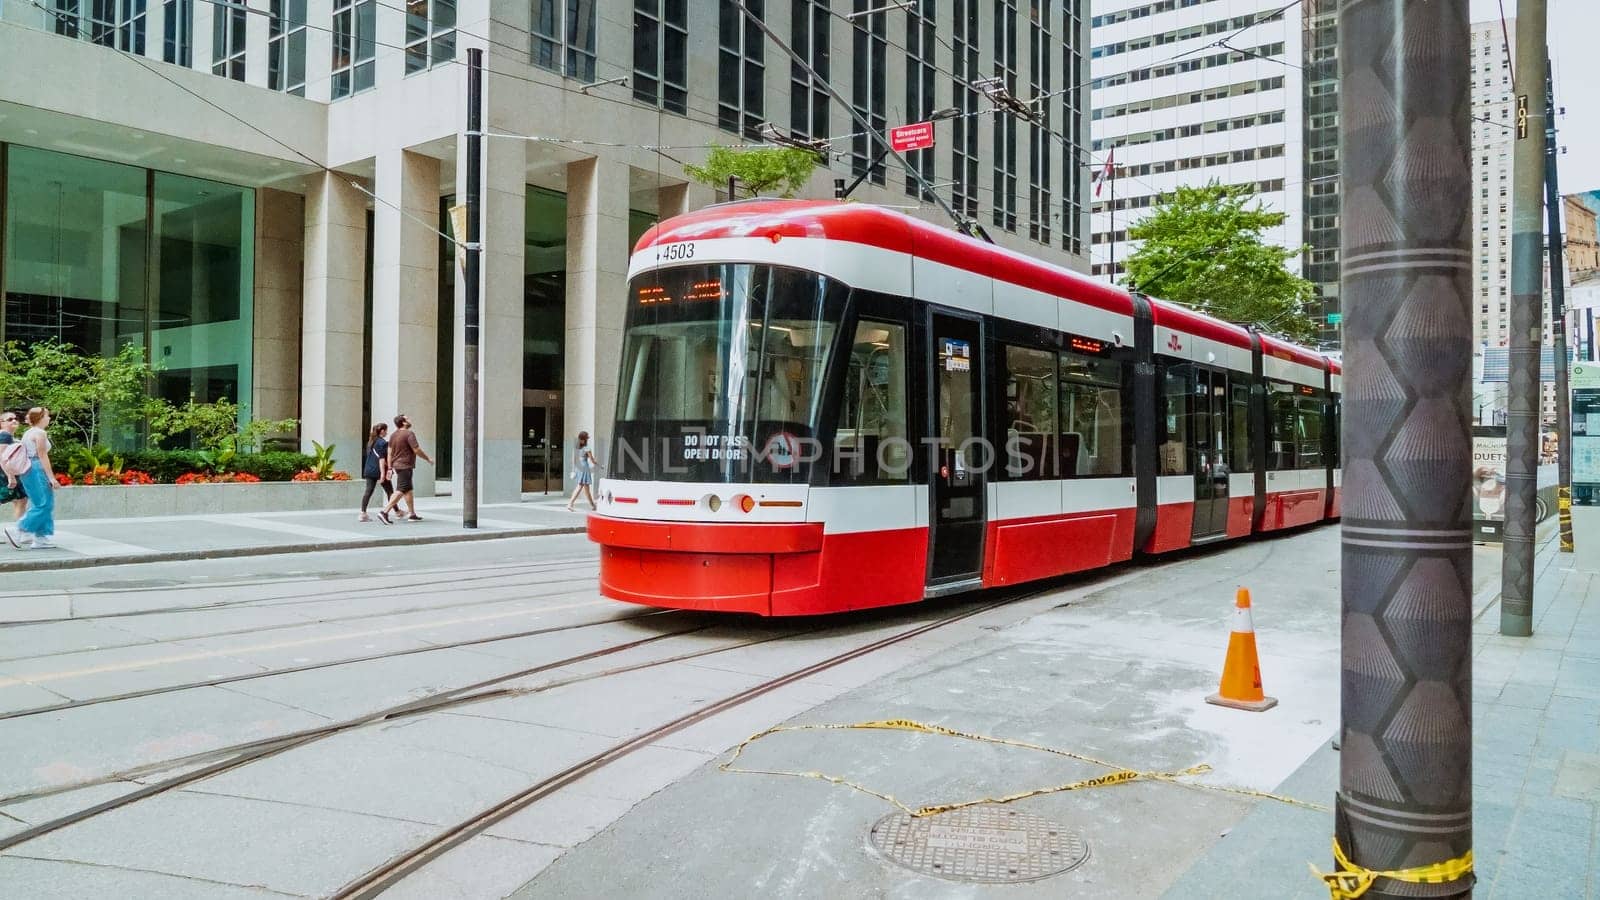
[1472,426,1507,542]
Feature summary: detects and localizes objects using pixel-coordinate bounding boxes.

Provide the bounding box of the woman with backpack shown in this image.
[5,407,57,550]
[358,421,393,523]
[0,410,28,522]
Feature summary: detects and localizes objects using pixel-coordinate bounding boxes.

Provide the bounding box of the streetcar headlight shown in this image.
[705,494,722,512]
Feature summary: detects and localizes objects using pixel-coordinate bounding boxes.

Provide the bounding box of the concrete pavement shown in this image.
[1166,533,1599,900]
[513,530,1587,899]
[0,495,588,572]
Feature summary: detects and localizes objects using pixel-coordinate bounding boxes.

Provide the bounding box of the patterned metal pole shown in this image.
[1502,1,1549,634]
[1337,1,1474,896]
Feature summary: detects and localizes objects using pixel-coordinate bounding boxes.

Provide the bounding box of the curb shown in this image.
[0,525,588,573]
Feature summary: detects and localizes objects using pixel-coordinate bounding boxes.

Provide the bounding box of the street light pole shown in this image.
[1503,0,1550,634]
[462,48,483,529]
[1334,1,1474,897]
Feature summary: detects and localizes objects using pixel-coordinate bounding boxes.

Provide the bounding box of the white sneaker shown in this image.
[29,538,55,550]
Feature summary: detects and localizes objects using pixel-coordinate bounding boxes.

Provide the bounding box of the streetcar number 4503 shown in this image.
[658,242,696,261]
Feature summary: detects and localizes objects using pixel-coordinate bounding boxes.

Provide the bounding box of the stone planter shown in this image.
[52,480,365,520]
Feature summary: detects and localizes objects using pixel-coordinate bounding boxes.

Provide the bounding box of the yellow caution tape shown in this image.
[718,718,1327,818]
[1310,838,1473,899]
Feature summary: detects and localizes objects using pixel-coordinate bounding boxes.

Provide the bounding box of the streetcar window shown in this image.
[1003,345,1058,480]
[613,264,845,482]
[1229,381,1253,473]
[1160,364,1190,475]
[1299,393,1325,468]
[1060,352,1129,477]
[1268,380,1298,469]
[833,319,911,484]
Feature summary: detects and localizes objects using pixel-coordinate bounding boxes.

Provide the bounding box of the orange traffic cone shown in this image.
[1206,587,1278,712]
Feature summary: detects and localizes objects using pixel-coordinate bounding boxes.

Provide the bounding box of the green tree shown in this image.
[684,146,819,198]
[0,339,167,447]
[1121,183,1319,341]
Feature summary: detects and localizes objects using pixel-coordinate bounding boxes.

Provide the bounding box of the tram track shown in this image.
[0,610,843,846]
[0,570,606,665]
[0,606,676,722]
[330,596,1014,899]
[0,556,598,627]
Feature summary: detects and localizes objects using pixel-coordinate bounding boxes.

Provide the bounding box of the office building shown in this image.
[1088,0,1303,281]
[0,0,1093,499]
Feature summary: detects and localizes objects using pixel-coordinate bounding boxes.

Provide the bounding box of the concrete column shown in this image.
[253,187,304,442]
[301,170,367,473]
[452,125,524,503]
[245,0,269,88]
[371,149,441,495]
[303,0,333,102]
[193,0,214,72]
[658,182,714,219]
[564,156,631,486]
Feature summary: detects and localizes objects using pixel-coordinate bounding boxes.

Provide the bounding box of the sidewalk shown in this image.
[512,526,1594,898]
[0,494,588,572]
[1165,532,1599,899]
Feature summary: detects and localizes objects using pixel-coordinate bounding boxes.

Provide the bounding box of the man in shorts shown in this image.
[378,414,432,523]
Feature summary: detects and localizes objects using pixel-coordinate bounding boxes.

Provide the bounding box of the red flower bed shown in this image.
[120,469,155,485]
[54,472,73,487]
[176,472,262,485]
[294,470,353,482]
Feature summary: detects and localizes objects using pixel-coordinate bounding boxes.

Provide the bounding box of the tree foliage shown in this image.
[0,340,165,447]
[684,146,819,198]
[1121,183,1319,342]
[0,339,297,451]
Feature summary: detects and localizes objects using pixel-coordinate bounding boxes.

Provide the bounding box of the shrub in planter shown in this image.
[120,469,155,485]
[234,452,318,483]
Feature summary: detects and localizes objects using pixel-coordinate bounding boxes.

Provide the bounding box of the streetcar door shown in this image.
[927,313,986,587]
[1191,368,1230,539]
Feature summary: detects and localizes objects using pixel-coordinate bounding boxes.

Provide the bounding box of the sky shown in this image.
[1470,0,1600,194]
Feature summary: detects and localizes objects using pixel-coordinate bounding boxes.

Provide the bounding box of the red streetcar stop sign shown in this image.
[890,122,936,153]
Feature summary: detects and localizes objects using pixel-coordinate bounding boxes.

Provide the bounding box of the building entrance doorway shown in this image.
[523,390,564,493]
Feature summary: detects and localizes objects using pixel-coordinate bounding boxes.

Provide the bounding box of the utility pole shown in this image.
[462,47,483,529]
[1544,67,1575,553]
[1332,1,1474,897]
[1503,0,1549,635]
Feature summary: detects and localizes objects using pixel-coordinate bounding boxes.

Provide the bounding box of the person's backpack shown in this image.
[0,441,30,478]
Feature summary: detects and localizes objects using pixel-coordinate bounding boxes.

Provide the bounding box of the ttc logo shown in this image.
[1167,333,1183,352]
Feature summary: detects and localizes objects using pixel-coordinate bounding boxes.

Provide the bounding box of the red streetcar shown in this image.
[587,200,1341,615]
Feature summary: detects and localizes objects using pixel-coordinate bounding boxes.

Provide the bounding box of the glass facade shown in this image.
[0,145,255,444]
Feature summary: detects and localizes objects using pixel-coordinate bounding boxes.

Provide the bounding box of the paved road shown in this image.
[0,527,1519,898]
[0,534,1094,897]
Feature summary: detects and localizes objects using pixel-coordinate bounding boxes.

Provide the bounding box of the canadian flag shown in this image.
[1093,149,1115,198]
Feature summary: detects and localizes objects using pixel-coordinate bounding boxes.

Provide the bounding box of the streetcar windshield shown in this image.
[611,264,846,482]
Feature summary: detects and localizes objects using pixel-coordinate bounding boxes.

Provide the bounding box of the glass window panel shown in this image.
[150,172,254,426]
[1003,345,1056,480]
[834,319,909,484]
[2,146,149,371]
[1061,352,1127,476]
[1160,364,1190,475]
[1229,381,1252,472]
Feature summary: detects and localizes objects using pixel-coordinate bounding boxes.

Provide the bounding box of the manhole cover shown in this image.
[867,806,1089,883]
[89,579,183,589]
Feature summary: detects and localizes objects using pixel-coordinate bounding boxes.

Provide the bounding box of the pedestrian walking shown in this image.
[0,411,29,521]
[359,421,393,523]
[566,430,601,512]
[379,413,432,523]
[5,407,57,550]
